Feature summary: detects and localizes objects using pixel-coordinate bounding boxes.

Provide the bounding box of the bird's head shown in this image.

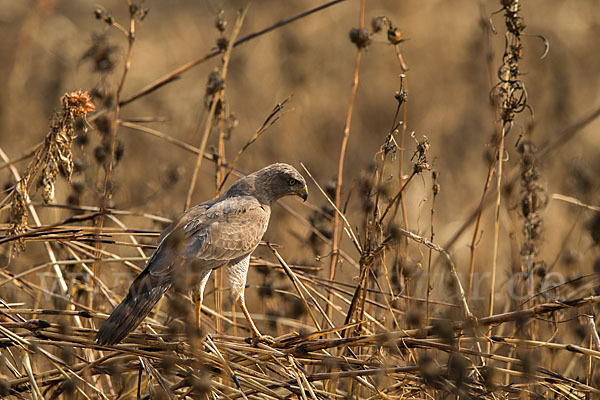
[254,163,308,204]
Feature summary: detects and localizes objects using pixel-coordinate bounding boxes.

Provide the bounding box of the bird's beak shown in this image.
[298,185,308,202]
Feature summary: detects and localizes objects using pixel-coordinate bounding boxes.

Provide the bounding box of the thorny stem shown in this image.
[327,0,365,319]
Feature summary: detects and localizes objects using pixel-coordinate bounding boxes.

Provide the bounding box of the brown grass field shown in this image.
[1,0,600,398]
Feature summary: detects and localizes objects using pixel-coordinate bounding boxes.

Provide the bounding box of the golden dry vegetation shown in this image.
[1,0,600,398]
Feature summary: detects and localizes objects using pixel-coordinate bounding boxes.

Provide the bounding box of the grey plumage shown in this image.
[95,163,308,345]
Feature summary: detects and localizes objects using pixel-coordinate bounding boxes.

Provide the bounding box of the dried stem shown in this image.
[184,8,247,211]
[119,0,347,107]
[328,0,365,319]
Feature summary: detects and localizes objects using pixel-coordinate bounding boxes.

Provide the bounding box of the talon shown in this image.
[251,334,275,346]
[199,335,211,351]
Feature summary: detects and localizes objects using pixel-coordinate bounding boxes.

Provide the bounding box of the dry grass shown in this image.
[1,0,600,398]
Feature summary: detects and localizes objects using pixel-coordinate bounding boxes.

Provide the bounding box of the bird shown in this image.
[95,163,308,345]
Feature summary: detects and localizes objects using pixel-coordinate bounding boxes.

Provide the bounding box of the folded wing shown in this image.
[95,195,269,345]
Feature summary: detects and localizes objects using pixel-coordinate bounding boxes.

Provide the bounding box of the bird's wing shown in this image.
[180,195,270,261]
[147,195,269,286]
[96,195,269,345]
[156,200,215,244]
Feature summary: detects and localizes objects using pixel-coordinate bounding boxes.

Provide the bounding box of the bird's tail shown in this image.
[96,257,173,345]
[96,272,171,345]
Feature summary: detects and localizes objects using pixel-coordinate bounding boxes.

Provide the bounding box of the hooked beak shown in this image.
[298,185,308,202]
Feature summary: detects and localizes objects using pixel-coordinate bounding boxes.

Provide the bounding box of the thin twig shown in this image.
[119,0,347,107]
[328,1,365,320]
[217,96,291,192]
[184,7,247,211]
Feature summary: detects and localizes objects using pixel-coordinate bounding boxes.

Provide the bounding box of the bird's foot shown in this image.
[246,334,275,346]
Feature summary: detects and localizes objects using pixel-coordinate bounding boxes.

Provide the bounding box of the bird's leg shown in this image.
[236,297,274,345]
[236,297,261,338]
[192,293,202,331]
[193,270,212,334]
[228,257,274,344]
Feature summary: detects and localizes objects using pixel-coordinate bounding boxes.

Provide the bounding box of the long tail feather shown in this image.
[96,250,174,345]
[96,273,171,345]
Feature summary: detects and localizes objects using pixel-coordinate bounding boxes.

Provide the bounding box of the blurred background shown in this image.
[1,0,599,326]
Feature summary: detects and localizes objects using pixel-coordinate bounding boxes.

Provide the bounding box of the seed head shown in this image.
[349,28,370,49]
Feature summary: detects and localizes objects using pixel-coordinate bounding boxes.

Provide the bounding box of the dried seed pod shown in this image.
[114,140,125,164]
[371,16,386,33]
[387,27,403,44]
[82,34,117,73]
[94,115,112,136]
[216,37,229,51]
[349,28,370,49]
[215,9,227,32]
[93,146,106,164]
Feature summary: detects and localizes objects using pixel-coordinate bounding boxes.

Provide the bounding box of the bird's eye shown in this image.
[288,178,296,186]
